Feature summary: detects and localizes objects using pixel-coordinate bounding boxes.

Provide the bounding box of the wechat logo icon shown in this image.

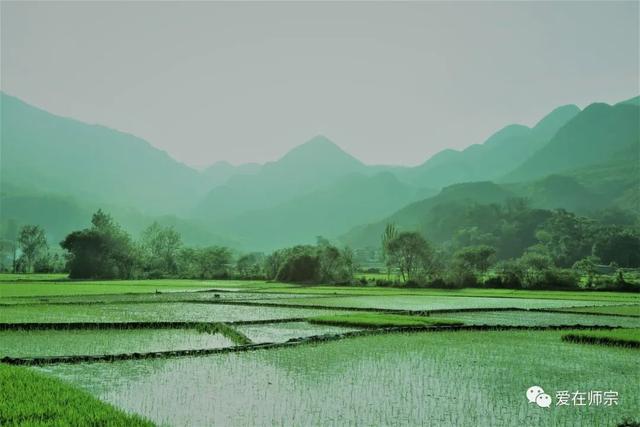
[527,386,552,408]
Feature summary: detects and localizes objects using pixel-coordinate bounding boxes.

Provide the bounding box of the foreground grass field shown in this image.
[1,276,639,426]
[0,364,152,426]
[41,330,639,426]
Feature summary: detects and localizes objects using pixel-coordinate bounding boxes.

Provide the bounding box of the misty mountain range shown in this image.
[1,92,638,251]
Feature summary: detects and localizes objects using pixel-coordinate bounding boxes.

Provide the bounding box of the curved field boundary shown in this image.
[0,318,306,331]
[0,324,620,366]
[561,334,640,348]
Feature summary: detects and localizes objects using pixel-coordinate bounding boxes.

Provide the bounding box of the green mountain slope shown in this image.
[401,105,580,188]
[0,93,207,215]
[194,135,369,220]
[0,186,238,248]
[201,161,262,188]
[3,92,637,253]
[341,181,515,248]
[213,172,435,251]
[341,141,638,249]
[561,143,640,213]
[503,102,639,182]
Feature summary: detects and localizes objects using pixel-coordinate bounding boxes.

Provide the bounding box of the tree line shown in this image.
[0,210,356,283]
[1,200,638,292]
[377,200,640,291]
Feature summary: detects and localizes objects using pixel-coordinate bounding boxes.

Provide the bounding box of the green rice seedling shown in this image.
[1,291,310,306]
[252,295,624,311]
[0,302,358,323]
[555,305,640,317]
[237,321,360,344]
[0,364,153,426]
[41,330,639,426]
[249,285,640,303]
[562,328,640,348]
[0,279,293,299]
[430,310,640,328]
[2,278,638,302]
[307,313,462,328]
[0,329,235,358]
[194,322,252,345]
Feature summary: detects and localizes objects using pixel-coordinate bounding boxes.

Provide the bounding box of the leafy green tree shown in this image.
[453,245,496,274]
[535,209,594,267]
[504,197,530,216]
[385,232,434,283]
[517,250,553,287]
[594,208,638,227]
[340,246,357,280]
[140,222,182,276]
[194,246,232,279]
[236,252,265,278]
[421,200,551,261]
[494,259,525,288]
[17,225,48,273]
[60,210,138,279]
[592,227,640,267]
[381,223,398,278]
[275,245,320,283]
[318,243,341,282]
[319,243,356,283]
[263,249,285,280]
[453,226,497,249]
[572,255,601,287]
[271,241,356,284]
[33,249,66,273]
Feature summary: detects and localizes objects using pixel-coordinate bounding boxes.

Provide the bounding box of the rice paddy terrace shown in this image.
[1,274,638,426]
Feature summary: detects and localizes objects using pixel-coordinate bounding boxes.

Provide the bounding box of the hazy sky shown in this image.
[2,1,638,168]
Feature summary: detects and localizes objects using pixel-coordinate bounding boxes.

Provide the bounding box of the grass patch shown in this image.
[308,313,462,328]
[0,273,69,282]
[195,322,252,345]
[0,364,153,426]
[562,328,640,348]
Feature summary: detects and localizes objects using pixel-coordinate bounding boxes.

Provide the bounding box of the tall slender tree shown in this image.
[381,223,398,279]
[17,225,48,273]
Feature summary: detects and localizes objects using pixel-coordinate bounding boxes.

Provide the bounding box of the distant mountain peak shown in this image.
[277,135,364,167]
[292,134,343,153]
[307,134,334,144]
[532,104,581,140]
